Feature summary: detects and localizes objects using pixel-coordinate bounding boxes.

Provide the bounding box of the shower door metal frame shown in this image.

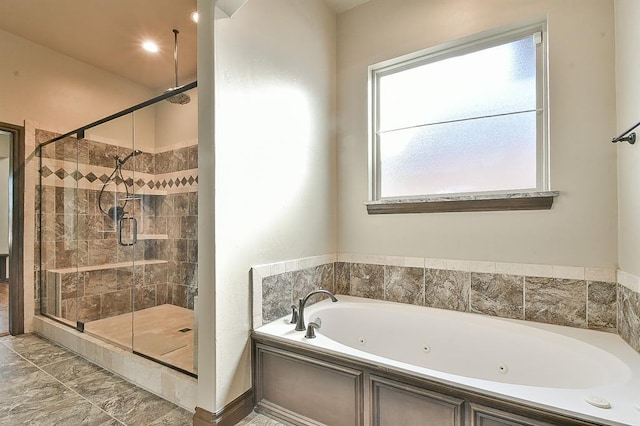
[35,81,197,361]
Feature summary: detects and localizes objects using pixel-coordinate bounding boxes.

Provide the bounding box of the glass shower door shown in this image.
[38,132,82,329]
[129,103,196,375]
[37,87,198,376]
[77,113,137,350]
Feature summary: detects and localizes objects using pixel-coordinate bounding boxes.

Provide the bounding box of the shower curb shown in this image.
[33,315,196,412]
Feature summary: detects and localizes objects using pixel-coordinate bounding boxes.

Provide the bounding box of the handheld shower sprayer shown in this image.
[116,149,143,166]
[99,149,143,220]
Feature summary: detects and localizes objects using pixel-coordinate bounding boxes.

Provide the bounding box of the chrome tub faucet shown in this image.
[294,289,337,331]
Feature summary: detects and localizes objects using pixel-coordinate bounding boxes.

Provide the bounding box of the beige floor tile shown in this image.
[84,304,196,374]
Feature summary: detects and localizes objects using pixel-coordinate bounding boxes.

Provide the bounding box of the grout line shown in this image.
[585,281,589,328]
[0,336,126,425]
[616,283,620,333]
[522,276,526,320]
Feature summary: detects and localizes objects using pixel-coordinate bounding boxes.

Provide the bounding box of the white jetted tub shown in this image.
[254,296,640,425]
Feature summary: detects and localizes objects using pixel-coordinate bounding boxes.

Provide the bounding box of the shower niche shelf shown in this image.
[137,234,169,240]
[46,259,168,274]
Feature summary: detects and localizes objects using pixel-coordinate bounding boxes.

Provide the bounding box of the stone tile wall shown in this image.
[335,262,617,332]
[261,263,334,323]
[253,254,640,356]
[618,271,640,353]
[35,129,198,323]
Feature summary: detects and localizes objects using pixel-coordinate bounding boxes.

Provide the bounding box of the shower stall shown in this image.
[36,82,198,376]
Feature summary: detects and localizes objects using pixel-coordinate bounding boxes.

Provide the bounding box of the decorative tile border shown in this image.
[252,254,640,355]
[39,159,198,195]
[618,270,640,293]
[36,129,198,195]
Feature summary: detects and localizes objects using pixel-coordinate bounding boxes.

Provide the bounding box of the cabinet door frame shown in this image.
[255,343,364,425]
[369,374,464,426]
[467,402,556,426]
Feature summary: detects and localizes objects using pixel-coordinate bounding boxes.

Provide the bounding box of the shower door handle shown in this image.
[118,217,138,246]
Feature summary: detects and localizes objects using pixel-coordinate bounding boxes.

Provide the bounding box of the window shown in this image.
[368,23,554,213]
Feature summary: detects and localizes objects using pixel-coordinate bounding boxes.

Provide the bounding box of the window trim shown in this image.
[367,21,550,211]
[365,191,559,214]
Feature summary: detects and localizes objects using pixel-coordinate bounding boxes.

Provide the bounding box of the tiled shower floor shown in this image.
[84,304,195,374]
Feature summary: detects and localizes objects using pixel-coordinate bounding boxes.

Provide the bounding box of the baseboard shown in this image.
[193,390,254,426]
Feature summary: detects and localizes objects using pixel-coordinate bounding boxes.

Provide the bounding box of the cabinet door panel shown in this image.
[370,375,463,426]
[256,345,363,426]
[469,403,555,426]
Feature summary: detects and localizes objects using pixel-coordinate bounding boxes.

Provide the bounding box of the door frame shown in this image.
[0,121,25,335]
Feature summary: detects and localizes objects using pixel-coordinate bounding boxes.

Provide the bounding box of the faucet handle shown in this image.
[289,305,299,324]
[305,318,322,339]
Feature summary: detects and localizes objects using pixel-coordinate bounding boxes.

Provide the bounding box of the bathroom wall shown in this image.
[0,26,159,332]
[154,89,198,151]
[0,28,154,135]
[336,0,617,268]
[35,129,198,323]
[615,0,640,277]
[614,0,640,354]
[212,0,337,410]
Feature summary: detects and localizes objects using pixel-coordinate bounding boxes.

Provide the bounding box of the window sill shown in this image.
[366,191,559,214]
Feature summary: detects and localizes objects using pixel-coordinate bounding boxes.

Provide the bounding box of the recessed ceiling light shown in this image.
[142,41,159,53]
[191,11,199,23]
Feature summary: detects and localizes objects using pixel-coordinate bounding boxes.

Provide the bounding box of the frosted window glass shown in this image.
[378,37,536,133]
[379,112,537,198]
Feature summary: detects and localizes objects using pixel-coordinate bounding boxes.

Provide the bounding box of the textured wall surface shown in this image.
[35,128,198,323]
[337,0,617,267]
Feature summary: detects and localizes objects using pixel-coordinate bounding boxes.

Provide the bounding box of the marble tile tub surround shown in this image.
[252,255,640,352]
[252,254,337,327]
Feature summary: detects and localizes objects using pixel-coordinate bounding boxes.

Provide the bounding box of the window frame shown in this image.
[367,21,551,210]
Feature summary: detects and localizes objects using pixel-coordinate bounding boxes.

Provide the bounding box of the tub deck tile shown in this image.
[424,269,469,312]
[470,273,523,320]
[524,277,587,328]
[385,265,424,306]
[350,263,384,300]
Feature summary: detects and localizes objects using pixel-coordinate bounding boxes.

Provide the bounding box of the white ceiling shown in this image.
[0,0,197,91]
[0,0,369,91]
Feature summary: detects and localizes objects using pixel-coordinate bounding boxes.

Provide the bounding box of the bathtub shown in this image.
[253,296,640,426]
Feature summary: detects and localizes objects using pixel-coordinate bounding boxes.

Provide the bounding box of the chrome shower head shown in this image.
[166,91,191,105]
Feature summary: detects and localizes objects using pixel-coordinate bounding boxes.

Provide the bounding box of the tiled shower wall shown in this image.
[35,129,198,323]
[253,254,640,355]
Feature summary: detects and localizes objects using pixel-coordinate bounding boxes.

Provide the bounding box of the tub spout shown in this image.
[295,289,338,331]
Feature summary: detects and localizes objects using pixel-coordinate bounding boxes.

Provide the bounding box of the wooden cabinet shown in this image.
[253,337,596,426]
[467,403,554,426]
[370,375,463,426]
[255,344,363,425]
